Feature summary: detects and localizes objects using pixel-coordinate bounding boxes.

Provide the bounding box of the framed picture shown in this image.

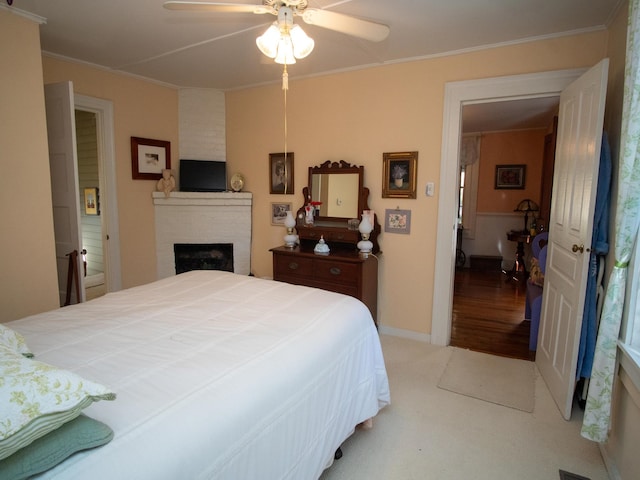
[131,137,171,180]
[271,202,292,225]
[382,151,418,199]
[495,164,526,189]
[384,209,411,234]
[84,187,99,215]
[269,152,294,195]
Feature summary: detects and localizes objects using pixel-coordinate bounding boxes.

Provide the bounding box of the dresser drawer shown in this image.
[313,259,359,285]
[317,281,358,298]
[298,228,359,244]
[273,255,313,278]
[270,246,378,325]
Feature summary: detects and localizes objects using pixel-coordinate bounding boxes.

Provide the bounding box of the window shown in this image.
[458,134,480,239]
[619,236,640,389]
[458,167,466,224]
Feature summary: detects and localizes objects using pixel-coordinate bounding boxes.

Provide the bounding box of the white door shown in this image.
[45,82,85,305]
[536,59,609,420]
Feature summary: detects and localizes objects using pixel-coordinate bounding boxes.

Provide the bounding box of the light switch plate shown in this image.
[426,182,435,197]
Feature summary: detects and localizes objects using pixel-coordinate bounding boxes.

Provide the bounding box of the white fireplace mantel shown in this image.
[153,191,252,278]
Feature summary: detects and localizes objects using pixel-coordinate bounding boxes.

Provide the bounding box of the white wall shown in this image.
[462,213,530,269]
[178,88,226,162]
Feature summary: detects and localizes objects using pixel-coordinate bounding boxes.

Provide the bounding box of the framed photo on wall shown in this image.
[382,151,418,199]
[384,209,411,234]
[495,164,526,189]
[131,136,171,180]
[84,187,99,215]
[271,202,292,225]
[269,152,294,194]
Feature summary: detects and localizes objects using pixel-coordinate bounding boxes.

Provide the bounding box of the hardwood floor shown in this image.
[451,268,534,361]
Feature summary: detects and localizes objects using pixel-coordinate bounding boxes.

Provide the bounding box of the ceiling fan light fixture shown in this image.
[257,24,313,64]
[289,24,314,59]
[256,5,313,65]
[274,34,296,65]
[256,23,280,58]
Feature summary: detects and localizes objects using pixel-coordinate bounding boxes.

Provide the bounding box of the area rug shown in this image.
[437,347,535,412]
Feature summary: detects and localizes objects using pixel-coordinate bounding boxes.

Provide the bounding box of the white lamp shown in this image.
[357,212,374,256]
[283,210,298,248]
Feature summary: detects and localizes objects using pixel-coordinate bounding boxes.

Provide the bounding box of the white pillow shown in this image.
[0,346,116,460]
[0,324,32,357]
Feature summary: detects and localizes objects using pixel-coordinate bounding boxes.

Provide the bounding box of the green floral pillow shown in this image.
[0,346,116,460]
[0,324,33,358]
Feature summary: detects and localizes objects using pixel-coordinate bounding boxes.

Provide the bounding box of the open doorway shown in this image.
[75,109,105,300]
[74,94,122,296]
[449,99,558,360]
[430,68,585,347]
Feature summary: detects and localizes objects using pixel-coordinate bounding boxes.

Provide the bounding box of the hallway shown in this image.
[451,268,533,361]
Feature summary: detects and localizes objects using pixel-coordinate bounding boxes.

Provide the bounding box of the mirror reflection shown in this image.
[311,173,360,219]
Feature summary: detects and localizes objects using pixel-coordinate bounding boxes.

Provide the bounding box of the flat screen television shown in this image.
[180,159,227,192]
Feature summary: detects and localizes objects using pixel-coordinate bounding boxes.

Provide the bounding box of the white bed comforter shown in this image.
[8,271,390,480]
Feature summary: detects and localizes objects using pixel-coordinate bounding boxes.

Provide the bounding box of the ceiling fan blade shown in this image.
[163,1,273,14]
[301,9,389,42]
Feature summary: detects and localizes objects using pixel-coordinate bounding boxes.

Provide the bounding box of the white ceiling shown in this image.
[462,96,561,133]
[8,0,622,130]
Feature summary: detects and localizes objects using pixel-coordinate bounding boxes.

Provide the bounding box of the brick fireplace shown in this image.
[153,192,252,279]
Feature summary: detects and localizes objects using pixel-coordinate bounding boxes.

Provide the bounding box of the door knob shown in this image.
[572,244,585,253]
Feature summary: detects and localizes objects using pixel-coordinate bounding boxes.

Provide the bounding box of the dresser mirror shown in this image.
[307,160,364,221]
[297,160,380,253]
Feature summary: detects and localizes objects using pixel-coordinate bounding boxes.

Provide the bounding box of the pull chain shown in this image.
[283,63,289,194]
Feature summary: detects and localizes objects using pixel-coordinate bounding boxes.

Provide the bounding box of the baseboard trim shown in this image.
[378,325,431,343]
[599,442,621,480]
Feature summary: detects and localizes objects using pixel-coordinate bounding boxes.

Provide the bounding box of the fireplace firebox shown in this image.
[174,243,234,275]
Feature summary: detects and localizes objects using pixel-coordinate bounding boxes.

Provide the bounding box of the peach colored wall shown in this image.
[226,31,608,336]
[41,57,179,289]
[476,130,546,214]
[0,10,59,321]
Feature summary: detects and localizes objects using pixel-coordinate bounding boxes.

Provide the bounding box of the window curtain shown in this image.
[581,0,640,443]
[460,134,481,167]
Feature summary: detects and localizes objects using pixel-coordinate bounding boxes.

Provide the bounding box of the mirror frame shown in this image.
[305,160,365,222]
[296,160,380,253]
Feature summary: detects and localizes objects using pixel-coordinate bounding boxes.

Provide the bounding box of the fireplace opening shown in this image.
[174,243,234,275]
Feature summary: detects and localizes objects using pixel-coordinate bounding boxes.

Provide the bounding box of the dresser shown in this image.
[271,245,378,325]
[271,160,381,326]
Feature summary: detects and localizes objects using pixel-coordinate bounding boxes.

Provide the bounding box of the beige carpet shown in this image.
[320,336,609,480]
[437,347,536,412]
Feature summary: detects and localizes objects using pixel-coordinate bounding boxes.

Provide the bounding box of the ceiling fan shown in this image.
[163,1,390,43]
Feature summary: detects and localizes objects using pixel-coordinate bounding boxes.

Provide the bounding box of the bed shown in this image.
[3,270,390,479]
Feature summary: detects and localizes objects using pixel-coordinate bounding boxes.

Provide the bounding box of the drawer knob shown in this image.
[329,267,342,276]
[288,262,300,270]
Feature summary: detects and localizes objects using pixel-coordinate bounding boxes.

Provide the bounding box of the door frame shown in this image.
[74,94,122,292]
[431,68,586,346]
